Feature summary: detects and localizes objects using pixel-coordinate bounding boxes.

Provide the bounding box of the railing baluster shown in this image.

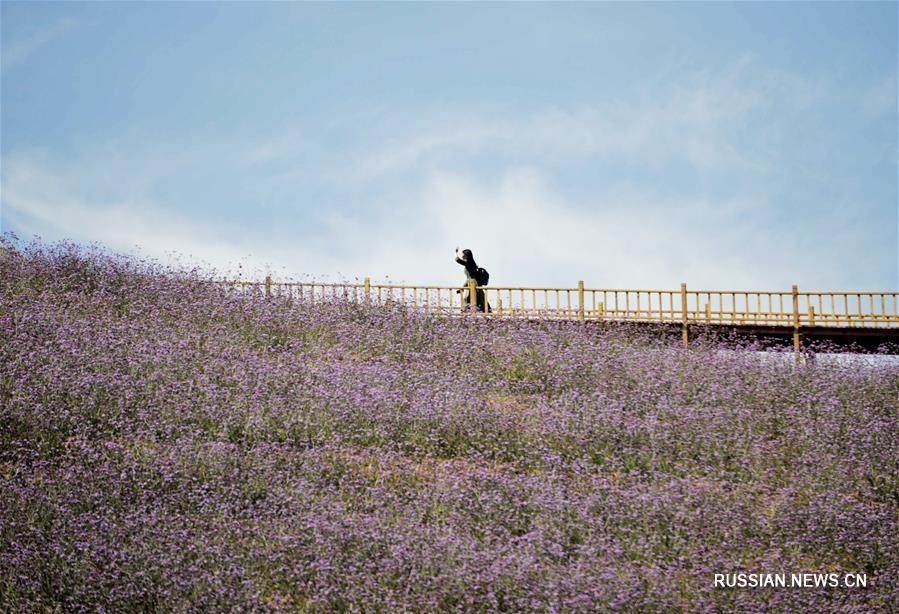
[792,285,800,364]
[218,279,896,329]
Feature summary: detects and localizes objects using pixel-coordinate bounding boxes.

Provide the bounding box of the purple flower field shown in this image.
[2,239,897,612]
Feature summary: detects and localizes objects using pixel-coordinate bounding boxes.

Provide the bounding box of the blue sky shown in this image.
[2,2,896,289]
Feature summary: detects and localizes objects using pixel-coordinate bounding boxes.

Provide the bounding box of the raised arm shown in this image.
[454,248,479,278]
[454,247,466,266]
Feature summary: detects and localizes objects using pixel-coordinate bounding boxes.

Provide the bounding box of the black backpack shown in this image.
[475,267,489,286]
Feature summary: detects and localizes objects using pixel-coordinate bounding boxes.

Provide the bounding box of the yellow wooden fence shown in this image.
[223,277,899,331]
[221,278,899,361]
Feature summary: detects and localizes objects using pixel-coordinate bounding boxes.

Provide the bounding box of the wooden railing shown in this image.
[223,278,899,329]
[220,278,899,361]
[223,278,899,360]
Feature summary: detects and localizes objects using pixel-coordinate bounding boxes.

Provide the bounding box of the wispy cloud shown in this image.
[2,54,892,290]
[1,151,888,290]
[1,17,78,70]
[338,71,781,185]
[350,169,813,289]
[2,158,280,278]
[863,69,898,117]
[343,97,753,184]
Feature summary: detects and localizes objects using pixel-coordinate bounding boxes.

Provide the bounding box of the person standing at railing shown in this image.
[454,247,491,312]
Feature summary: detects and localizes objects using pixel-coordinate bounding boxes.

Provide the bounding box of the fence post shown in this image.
[681,282,689,348]
[468,278,477,311]
[364,277,371,305]
[808,305,815,326]
[578,280,585,323]
[792,284,800,364]
[265,275,272,299]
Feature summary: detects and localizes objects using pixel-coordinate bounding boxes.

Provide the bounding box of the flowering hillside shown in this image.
[1,240,897,611]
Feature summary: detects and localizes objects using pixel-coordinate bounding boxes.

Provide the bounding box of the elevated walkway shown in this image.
[224,278,899,357]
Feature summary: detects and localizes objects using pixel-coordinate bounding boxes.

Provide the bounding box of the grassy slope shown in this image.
[1,240,897,612]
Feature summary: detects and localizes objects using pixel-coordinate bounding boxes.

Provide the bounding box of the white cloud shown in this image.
[365,169,797,290]
[863,69,898,117]
[1,18,78,70]
[2,158,294,279]
[0,153,883,291]
[342,98,747,184]
[338,82,771,186]
[239,164,828,290]
[2,55,889,290]
[329,57,840,188]
[239,126,313,166]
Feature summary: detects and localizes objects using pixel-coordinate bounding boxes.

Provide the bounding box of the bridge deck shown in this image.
[582,320,899,353]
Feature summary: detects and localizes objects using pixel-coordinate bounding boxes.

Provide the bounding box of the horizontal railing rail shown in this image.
[219,278,899,362]
[220,278,899,331]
